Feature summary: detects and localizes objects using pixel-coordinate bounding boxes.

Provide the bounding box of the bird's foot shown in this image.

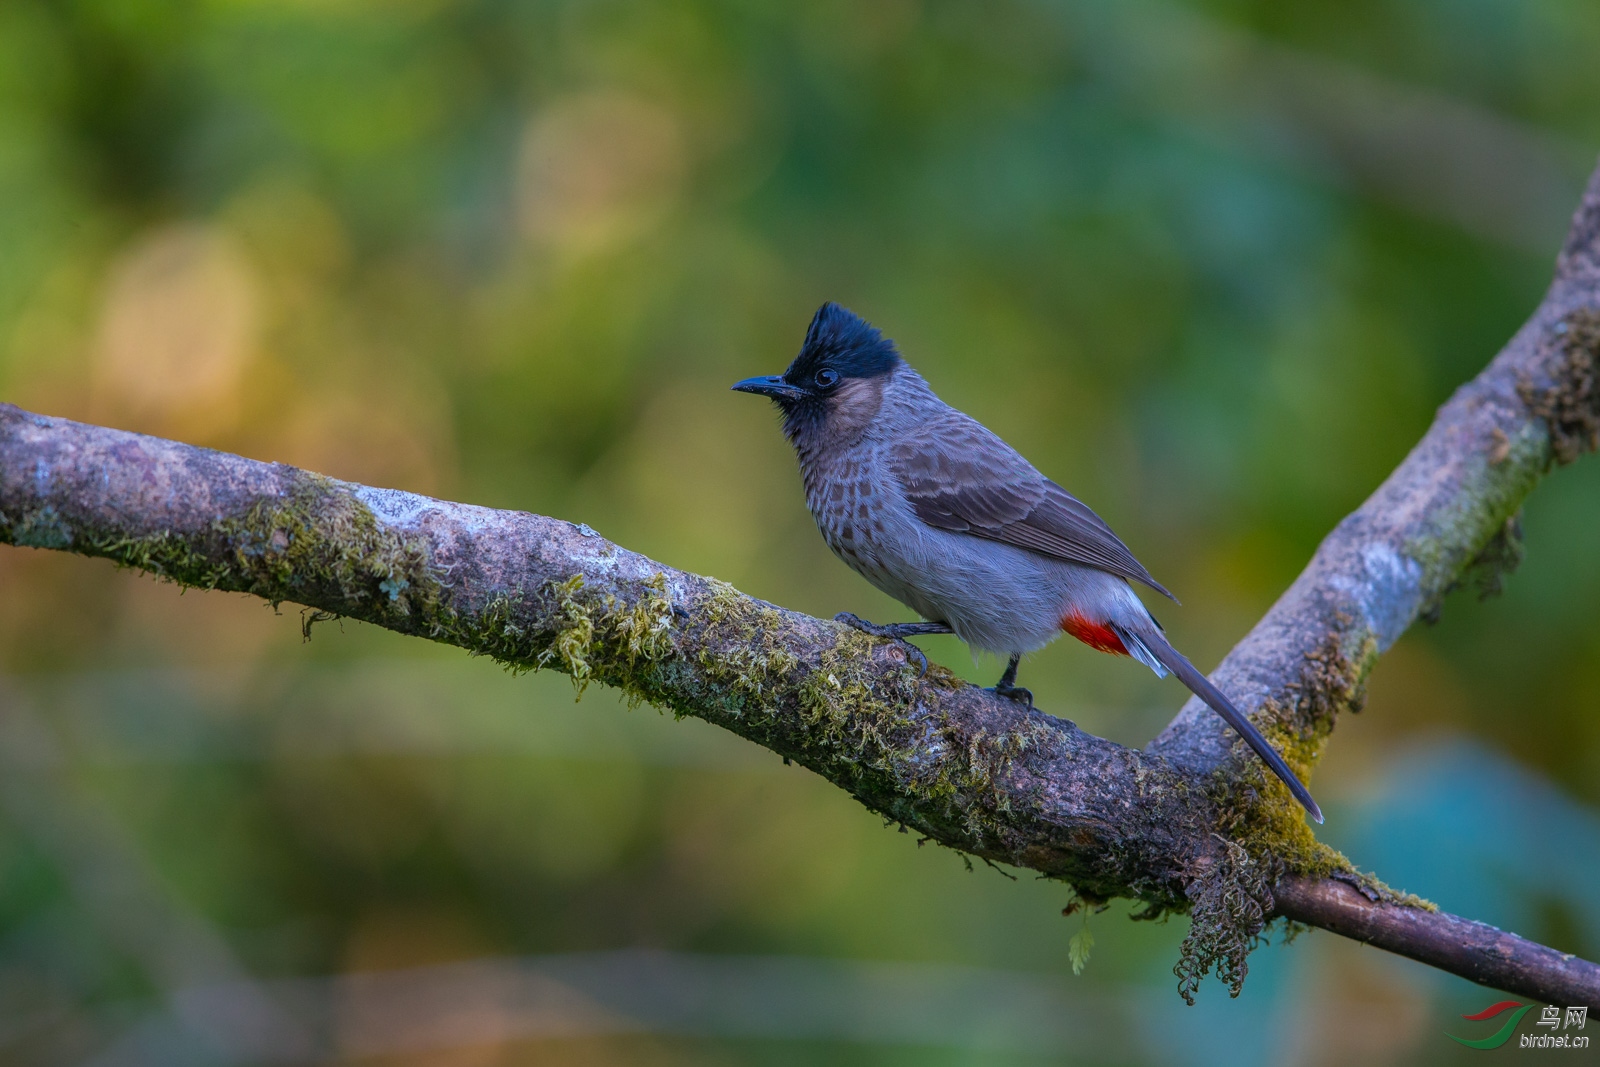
[833,611,888,637]
[985,654,1032,708]
[985,683,1034,710]
[834,612,950,677]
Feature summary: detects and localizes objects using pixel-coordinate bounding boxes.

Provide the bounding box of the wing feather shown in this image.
[890,413,1176,601]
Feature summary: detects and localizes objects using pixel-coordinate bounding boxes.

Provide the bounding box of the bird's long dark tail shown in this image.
[1118,626,1324,824]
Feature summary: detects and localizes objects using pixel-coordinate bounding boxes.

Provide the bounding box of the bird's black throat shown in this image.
[778,394,828,448]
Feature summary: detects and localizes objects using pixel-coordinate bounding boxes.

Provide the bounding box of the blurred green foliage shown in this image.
[1,1,1598,1063]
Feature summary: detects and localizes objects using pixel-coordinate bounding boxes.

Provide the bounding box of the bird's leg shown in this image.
[833,613,953,676]
[986,653,1033,709]
[833,615,955,640]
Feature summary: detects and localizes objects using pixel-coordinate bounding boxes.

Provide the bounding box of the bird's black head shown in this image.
[731,303,901,439]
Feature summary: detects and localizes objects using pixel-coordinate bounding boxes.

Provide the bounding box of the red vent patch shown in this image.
[1061,611,1128,656]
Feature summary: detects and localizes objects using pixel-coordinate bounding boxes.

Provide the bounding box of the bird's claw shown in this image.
[834,612,929,677]
[833,611,880,634]
[985,684,1034,711]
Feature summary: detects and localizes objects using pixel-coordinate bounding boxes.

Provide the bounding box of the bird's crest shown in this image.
[787,302,901,383]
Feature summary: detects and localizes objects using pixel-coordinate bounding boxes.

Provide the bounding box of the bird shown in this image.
[732,302,1323,824]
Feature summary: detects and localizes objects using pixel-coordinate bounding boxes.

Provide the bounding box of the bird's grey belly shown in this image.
[817,499,1129,655]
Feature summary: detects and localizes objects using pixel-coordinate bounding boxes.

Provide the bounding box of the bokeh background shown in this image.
[1,1,1598,1064]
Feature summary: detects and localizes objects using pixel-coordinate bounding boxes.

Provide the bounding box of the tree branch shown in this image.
[1144,160,1600,1008]
[2,162,1598,1008]
[1274,877,1600,1008]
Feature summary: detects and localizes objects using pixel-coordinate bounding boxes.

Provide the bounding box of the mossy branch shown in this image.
[0,412,1214,907]
[4,161,1600,1009]
[1140,160,1600,1008]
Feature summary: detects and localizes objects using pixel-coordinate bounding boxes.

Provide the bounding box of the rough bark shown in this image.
[1274,877,1600,1008]
[3,162,1599,1008]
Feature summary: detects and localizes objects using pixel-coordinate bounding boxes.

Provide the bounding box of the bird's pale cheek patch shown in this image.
[823,376,887,439]
[1061,611,1128,656]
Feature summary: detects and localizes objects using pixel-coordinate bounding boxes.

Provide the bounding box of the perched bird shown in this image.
[733,302,1322,823]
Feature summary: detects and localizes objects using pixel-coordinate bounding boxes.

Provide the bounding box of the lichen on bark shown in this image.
[1522,306,1600,465]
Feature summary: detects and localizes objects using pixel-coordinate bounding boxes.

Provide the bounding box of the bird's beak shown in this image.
[731,375,807,400]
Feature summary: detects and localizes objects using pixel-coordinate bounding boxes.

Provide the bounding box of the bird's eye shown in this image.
[814,369,839,390]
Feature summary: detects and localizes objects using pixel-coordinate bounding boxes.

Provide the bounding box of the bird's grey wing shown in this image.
[890,415,1177,601]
